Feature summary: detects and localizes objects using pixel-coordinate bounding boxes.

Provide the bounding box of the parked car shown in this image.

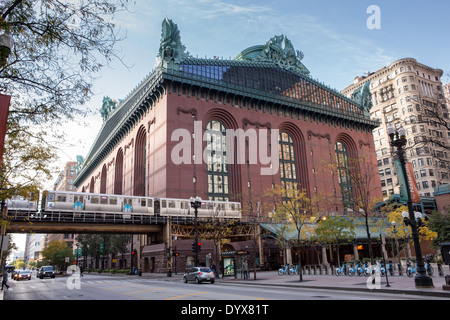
[183,267,215,284]
[38,266,55,279]
[15,270,31,281]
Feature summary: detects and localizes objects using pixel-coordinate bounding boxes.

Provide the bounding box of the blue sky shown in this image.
[63,0,450,175]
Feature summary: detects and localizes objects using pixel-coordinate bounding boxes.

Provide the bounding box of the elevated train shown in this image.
[5,190,242,220]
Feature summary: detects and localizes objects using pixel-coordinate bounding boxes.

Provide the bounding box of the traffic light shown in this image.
[191,242,197,252]
[131,250,135,256]
[197,242,201,252]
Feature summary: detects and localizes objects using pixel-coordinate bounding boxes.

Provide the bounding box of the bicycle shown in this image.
[386,261,394,276]
[289,265,299,275]
[347,263,358,277]
[362,262,372,277]
[406,261,416,277]
[425,261,434,276]
[278,265,291,276]
[335,263,346,276]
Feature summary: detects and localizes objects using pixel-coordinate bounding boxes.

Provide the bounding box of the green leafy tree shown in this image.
[0,0,132,201]
[314,216,355,266]
[266,185,320,281]
[427,212,450,248]
[41,240,74,270]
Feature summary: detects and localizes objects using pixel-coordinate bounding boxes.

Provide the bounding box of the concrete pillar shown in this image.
[286,247,292,265]
[321,246,328,265]
[353,244,359,261]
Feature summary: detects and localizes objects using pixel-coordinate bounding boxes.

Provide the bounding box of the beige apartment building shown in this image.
[342,58,450,200]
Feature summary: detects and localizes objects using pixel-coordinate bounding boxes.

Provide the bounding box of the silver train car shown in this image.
[5,194,39,212]
[42,190,242,219]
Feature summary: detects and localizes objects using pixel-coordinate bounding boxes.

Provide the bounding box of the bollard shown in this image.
[437,264,443,277]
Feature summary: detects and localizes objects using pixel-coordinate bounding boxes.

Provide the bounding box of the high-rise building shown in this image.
[53,161,78,191]
[342,58,450,200]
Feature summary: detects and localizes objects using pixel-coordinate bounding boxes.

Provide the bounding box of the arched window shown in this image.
[89,176,95,193]
[114,148,124,195]
[100,165,107,194]
[134,126,147,196]
[279,132,298,191]
[335,142,354,209]
[206,120,229,201]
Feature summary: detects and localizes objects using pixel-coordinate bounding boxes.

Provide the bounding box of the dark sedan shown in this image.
[15,270,31,281]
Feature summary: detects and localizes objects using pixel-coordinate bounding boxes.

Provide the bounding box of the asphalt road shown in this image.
[3,273,447,301]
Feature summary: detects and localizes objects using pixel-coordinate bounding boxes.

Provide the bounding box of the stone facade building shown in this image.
[342,58,450,201]
[74,18,382,272]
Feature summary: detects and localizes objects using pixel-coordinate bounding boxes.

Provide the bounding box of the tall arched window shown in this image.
[114,148,124,195]
[100,165,107,194]
[206,120,229,201]
[134,126,147,196]
[335,142,354,209]
[279,132,298,191]
[89,176,95,193]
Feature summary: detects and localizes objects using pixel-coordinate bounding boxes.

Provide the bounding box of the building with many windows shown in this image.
[73,18,382,271]
[342,58,450,200]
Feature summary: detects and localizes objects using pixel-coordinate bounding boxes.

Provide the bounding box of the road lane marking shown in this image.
[165,291,209,300]
[126,287,166,294]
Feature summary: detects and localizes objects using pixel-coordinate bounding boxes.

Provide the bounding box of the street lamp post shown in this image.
[0,33,14,66]
[190,196,202,266]
[387,125,433,287]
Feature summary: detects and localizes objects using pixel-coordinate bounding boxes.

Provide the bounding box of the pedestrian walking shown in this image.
[1,270,9,290]
[243,260,249,280]
[210,262,217,278]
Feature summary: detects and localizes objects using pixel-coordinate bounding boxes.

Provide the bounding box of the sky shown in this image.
[11,0,450,253]
[59,0,450,170]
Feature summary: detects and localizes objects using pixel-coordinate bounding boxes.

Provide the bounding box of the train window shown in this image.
[57,194,67,202]
[109,197,117,205]
[201,203,206,210]
[100,196,108,205]
[141,199,146,207]
[231,204,235,210]
[161,200,167,208]
[74,195,84,203]
[91,196,99,204]
[148,200,153,207]
[168,201,175,208]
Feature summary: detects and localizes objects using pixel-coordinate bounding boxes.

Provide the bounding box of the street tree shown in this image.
[266,184,320,281]
[314,216,355,266]
[41,240,74,270]
[0,0,132,199]
[329,154,383,265]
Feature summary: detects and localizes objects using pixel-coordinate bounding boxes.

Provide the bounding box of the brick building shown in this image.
[74,18,382,272]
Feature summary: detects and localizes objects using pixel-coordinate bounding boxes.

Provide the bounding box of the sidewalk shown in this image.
[139,270,450,298]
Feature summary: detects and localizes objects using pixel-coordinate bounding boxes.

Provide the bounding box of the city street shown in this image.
[3,271,448,301]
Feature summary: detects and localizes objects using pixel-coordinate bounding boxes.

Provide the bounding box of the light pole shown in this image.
[190,196,202,266]
[0,33,14,66]
[387,125,433,287]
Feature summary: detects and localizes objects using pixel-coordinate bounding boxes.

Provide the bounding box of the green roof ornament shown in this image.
[157,17,190,65]
[351,81,373,115]
[253,35,310,75]
[100,96,119,122]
